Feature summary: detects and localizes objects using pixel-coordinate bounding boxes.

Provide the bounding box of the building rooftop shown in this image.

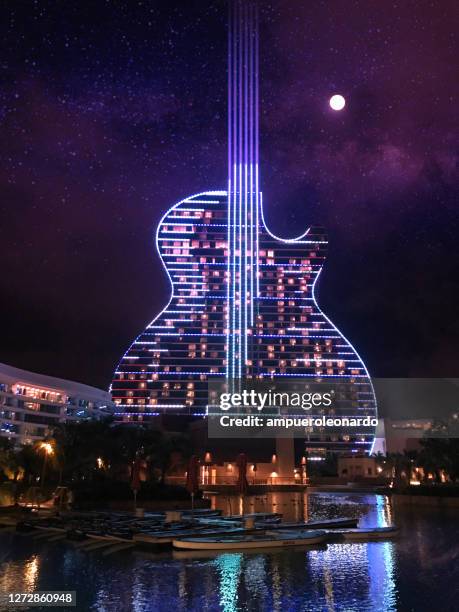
[0,361,110,403]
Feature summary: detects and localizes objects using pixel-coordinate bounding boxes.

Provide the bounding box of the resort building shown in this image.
[0,362,113,446]
[110,0,385,465]
[111,192,381,455]
[337,455,380,479]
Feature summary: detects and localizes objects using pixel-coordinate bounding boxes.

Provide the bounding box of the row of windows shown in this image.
[113,194,376,454]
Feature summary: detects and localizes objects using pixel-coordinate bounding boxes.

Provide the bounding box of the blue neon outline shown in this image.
[312,270,378,453]
[114,187,377,455]
[258,191,377,452]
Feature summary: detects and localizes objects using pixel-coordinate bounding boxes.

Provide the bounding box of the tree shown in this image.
[419,439,459,483]
[145,432,191,485]
[383,451,418,487]
[52,417,116,482]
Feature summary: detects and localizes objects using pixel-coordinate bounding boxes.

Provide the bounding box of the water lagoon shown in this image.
[0,493,457,611]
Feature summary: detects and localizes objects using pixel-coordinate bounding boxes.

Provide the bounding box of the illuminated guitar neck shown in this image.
[227,0,259,380]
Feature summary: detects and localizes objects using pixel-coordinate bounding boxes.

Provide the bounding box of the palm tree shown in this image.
[419,439,459,483]
[15,445,40,484]
[0,438,15,481]
[145,432,191,485]
[52,418,114,482]
[383,451,418,487]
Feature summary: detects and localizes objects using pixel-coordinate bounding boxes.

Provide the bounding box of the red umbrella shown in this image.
[186,455,200,495]
[131,458,141,492]
[236,453,248,495]
[186,455,200,517]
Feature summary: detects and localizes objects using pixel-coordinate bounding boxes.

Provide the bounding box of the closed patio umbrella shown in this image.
[236,453,248,496]
[186,455,200,517]
[131,457,142,511]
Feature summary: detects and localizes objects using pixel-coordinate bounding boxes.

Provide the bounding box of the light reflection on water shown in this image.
[0,493,457,612]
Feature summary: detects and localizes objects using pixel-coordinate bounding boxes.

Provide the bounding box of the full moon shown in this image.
[329,94,346,111]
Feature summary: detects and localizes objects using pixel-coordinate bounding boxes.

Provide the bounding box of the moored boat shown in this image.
[173,529,328,550]
[340,526,399,541]
[135,526,247,546]
[222,512,282,522]
[266,517,359,530]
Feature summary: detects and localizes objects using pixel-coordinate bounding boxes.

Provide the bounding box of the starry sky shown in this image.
[0,0,457,389]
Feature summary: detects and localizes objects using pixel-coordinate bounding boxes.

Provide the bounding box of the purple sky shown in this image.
[0,0,457,388]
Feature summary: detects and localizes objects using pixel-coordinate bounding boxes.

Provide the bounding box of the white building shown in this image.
[0,362,113,446]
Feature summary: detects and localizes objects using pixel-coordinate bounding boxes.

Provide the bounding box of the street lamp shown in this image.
[38,441,54,489]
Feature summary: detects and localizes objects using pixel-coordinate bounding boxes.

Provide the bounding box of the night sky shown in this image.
[1,0,457,389]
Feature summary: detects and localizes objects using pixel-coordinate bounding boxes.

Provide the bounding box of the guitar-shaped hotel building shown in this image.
[111,1,381,455]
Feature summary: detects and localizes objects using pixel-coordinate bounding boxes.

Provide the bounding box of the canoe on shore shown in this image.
[173,529,328,550]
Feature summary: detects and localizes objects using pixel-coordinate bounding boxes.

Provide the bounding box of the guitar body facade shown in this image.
[112,191,377,451]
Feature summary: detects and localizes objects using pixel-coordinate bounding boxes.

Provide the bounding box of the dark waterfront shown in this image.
[1,492,458,612]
